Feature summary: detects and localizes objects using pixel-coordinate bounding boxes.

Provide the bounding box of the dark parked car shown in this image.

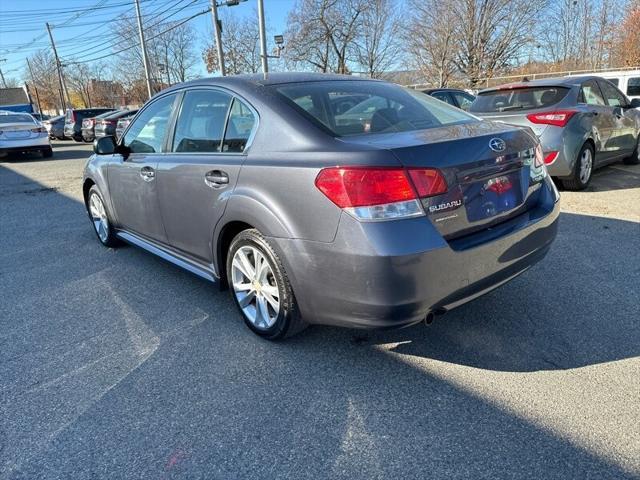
[64,108,113,142]
[469,76,640,189]
[31,113,50,122]
[95,109,138,139]
[81,110,116,142]
[114,111,139,140]
[43,114,66,140]
[84,73,559,339]
[423,88,476,111]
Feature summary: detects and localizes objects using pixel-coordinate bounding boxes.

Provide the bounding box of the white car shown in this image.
[0,111,52,158]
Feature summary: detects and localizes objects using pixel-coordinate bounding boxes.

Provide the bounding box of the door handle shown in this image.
[140,166,155,181]
[205,170,229,188]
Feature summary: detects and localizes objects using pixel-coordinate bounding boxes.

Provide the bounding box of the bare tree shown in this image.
[202,10,262,74]
[353,0,402,78]
[405,0,459,86]
[452,0,547,87]
[284,0,367,73]
[25,50,62,111]
[611,0,640,67]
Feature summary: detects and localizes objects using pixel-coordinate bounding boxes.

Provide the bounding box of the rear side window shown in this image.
[222,98,256,153]
[172,90,232,153]
[430,91,455,106]
[605,78,620,87]
[452,91,475,111]
[470,87,569,113]
[580,80,605,106]
[275,80,475,136]
[628,77,640,97]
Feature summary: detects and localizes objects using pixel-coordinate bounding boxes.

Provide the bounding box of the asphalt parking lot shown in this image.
[1,141,639,479]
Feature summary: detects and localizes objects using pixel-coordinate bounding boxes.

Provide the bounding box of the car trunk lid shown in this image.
[340,121,544,239]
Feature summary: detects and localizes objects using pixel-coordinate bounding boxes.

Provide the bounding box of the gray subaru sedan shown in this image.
[83,73,560,339]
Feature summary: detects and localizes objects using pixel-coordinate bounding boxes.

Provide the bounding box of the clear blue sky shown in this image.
[0,0,296,81]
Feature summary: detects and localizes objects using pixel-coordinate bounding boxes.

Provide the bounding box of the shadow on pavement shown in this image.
[555,161,640,192]
[1,164,637,479]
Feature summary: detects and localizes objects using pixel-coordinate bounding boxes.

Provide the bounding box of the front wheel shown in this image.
[562,143,594,191]
[87,186,120,248]
[226,229,306,340]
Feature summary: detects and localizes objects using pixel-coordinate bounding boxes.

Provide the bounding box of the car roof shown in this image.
[423,88,469,94]
[167,72,379,91]
[479,75,605,93]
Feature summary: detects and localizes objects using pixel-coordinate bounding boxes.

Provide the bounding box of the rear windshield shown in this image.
[470,86,570,113]
[0,114,35,124]
[69,109,112,121]
[273,80,476,136]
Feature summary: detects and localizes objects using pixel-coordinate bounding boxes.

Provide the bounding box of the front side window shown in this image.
[627,77,640,97]
[222,98,256,153]
[580,80,605,106]
[598,80,627,107]
[274,81,475,136]
[124,94,176,154]
[172,90,232,153]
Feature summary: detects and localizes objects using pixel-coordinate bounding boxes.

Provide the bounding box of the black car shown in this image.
[64,108,113,142]
[423,88,476,111]
[95,109,138,139]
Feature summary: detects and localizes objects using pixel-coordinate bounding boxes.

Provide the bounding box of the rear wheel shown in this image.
[41,147,53,158]
[624,137,640,165]
[87,186,120,248]
[226,229,306,339]
[562,143,594,190]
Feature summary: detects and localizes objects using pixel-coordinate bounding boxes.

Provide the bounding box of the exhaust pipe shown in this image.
[424,308,446,326]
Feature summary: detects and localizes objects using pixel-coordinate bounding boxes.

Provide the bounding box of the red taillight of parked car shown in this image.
[315,167,447,221]
[526,110,577,127]
[544,151,559,164]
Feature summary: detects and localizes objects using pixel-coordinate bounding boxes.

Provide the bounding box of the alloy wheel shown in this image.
[231,246,281,329]
[89,192,109,243]
[579,148,593,184]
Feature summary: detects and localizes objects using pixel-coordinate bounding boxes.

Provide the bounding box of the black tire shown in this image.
[562,142,594,191]
[41,147,53,158]
[624,137,640,165]
[226,229,306,340]
[86,185,121,248]
[73,135,83,143]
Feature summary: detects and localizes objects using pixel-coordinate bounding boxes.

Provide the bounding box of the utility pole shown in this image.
[210,0,226,76]
[257,0,268,74]
[26,58,43,114]
[0,68,6,88]
[134,0,153,99]
[46,22,71,112]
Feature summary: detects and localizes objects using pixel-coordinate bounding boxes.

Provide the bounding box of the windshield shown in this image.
[274,81,476,136]
[470,86,570,113]
[0,114,35,124]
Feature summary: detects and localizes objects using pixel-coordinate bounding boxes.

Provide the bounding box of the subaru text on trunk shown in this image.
[83,73,560,339]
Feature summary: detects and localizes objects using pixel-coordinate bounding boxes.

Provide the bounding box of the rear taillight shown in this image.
[315,167,447,221]
[526,110,576,127]
[544,151,559,165]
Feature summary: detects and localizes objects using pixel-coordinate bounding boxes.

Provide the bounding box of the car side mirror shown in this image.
[629,98,640,109]
[94,136,116,155]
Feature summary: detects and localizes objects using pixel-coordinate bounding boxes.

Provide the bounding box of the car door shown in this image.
[580,79,616,164]
[108,92,178,243]
[598,79,637,159]
[156,88,257,264]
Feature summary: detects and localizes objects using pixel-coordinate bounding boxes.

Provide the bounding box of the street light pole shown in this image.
[257,0,268,74]
[210,0,226,76]
[134,0,154,99]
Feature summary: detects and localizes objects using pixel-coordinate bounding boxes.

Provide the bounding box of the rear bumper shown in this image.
[538,124,586,178]
[270,177,560,329]
[0,136,50,155]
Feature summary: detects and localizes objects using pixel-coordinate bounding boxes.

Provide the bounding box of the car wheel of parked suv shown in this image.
[624,137,640,165]
[87,186,120,248]
[226,229,306,339]
[42,147,53,158]
[563,143,594,190]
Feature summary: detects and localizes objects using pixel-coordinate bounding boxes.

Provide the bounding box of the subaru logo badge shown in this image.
[489,138,506,152]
